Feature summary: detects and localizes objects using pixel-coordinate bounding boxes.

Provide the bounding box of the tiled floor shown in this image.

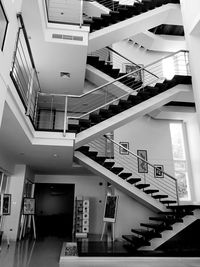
[0,237,200,267]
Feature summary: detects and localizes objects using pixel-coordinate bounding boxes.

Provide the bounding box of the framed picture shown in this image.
[123,64,143,82]
[23,197,35,215]
[1,194,11,215]
[119,142,129,155]
[154,165,164,178]
[0,1,9,51]
[137,150,148,173]
[103,195,119,223]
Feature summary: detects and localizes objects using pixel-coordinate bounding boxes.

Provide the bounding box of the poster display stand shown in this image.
[101,195,118,241]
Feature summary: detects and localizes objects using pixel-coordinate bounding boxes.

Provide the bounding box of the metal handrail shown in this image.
[106,46,159,79]
[66,49,188,99]
[103,135,179,204]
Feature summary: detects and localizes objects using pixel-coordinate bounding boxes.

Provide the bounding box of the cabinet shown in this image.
[74,197,89,238]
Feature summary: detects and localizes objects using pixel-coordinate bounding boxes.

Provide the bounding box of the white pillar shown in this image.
[180,0,200,129]
[3,165,26,241]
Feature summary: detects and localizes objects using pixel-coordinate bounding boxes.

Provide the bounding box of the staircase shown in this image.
[87,0,181,51]
[74,136,178,211]
[123,205,200,250]
[85,0,180,32]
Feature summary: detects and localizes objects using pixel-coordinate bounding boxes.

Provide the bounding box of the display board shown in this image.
[103,195,118,223]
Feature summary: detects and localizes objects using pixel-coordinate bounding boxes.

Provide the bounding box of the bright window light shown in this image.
[170,123,191,201]
[162,57,175,80]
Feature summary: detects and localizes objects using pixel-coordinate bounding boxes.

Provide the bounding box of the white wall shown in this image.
[186,115,200,203]
[114,188,156,239]
[3,164,26,241]
[114,116,174,175]
[35,174,107,235]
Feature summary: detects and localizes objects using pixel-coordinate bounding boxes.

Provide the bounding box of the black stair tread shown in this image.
[127,178,141,184]
[77,146,90,153]
[103,161,115,169]
[144,189,159,194]
[110,167,124,174]
[99,109,114,118]
[160,200,177,204]
[135,184,150,189]
[118,172,132,179]
[149,216,183,223]
[87,151,98,157]
[152,194,169,199]
[95,156,107,164]
[141,223,173,231]
[158,211,190,216]
[131,228,162,238]
[167,204,200,210]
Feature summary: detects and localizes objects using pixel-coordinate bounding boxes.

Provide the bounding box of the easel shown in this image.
[101,195,119,242]
[101,221,115,241]
[19,214,36,240]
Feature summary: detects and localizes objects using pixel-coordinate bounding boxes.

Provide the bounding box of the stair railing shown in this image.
[34,50,189,135]
[10,13,41,127]
[88,135,179,205]
[89,46,159,79]
[94,0,142,11]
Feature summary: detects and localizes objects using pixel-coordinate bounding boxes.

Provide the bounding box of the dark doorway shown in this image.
[35,183,75,238]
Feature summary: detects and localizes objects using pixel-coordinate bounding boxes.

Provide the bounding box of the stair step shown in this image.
[79,119,91,127]
[95,156,107,164]
[127,178,141,184]
[131,228,161,239]
[89,113,103,123]
[77,146,90,153]
[160,200,177,205]
[118,99,133,109]
[99,109,114,119]
[118,172,132,179]
[144,189,159,194]
[158,211,189,217]
[135,184,150,189]
[141,223,173,231]
[87,151,98,158]
[108,104,123,114]
[152,194,169,199]
[149,216,183,223]
[103,161,115,169]
[110,167,124,174]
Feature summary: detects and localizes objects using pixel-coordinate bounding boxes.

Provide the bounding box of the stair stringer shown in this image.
[86,64,134,94]
[75,84,192,149]
[140,209,200,250]
[88,4,180,52]
[74,151,167,212]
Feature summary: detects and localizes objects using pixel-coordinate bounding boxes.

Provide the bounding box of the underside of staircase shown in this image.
[86,0,181,51]
[74,75,192,148]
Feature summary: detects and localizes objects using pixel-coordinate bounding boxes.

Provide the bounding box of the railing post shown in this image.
[33,91,39,128]
[80,0,83,28]
[63,96,68,137]
[175,179,179,206]
[26,68,35,116]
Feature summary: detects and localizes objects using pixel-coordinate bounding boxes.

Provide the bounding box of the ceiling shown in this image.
[21,0,87,95]
[0,103,93,175]
[149,24,185,36]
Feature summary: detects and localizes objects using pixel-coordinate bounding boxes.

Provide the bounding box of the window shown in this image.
[0,1,8,51]
[162,57,175,80]
[170,123,191,201]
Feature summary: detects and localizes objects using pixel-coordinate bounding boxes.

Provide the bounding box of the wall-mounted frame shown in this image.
[2,194,11,215]
[123,64,144,82]
[103,195,119,223]
[23,197,35,215]
[119,142,129,155]
[0,1,9,51]
[137,150,148,173]
[154,164,164,178]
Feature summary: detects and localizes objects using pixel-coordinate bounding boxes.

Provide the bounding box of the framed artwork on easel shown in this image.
[23,197,35,215]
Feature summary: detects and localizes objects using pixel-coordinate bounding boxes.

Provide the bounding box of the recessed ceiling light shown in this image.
[53,153,58,158]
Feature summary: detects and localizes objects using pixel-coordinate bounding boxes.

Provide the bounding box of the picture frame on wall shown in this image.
[154,164,164,178]
[0,1,9,51]
[23,197,35,215]
[119,142,129,155]
[137,150,148,173]
[123,64,144,82]
[2,194,11,215]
